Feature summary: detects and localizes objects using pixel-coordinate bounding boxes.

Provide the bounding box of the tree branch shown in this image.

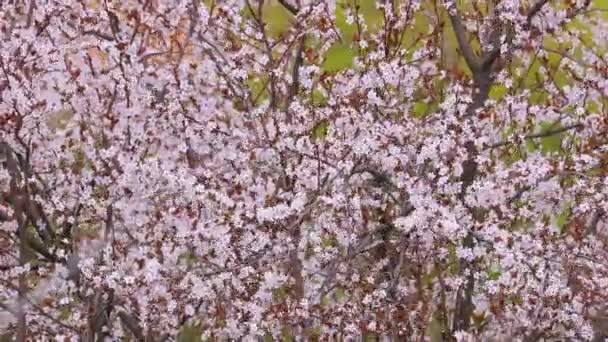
[16,215,29,342]
[526,0,551,26]
[277,0,298,15]
[525,122,583,139]
[481,47,501,69]
[446,1,506,321]
[487,123,583,149]
[539,46,590,68]
[587,209,604,235]
[447,4,480,72]
[288,36,305,102]
[453,261,475,332]
[118,311,144,341]
[0,208,10,221]
[0,279,80,334]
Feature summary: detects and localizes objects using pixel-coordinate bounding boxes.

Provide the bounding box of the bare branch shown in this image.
[447,4,480,72]
[16,215,29,342]
[24,235,57,262]
[87,290,114,341]
[387,238,408,297]
[526,0,551,26]
[587,209,604,235]
[118,311,144,341]
[0,300,17,316]
[288,36,305,104]
[481,47,502,69]
[452,234,475,333]
[539,46,590,68]
[277,0,299,15]
[0,279,80,334]
[525,122,583,139]
[25,0,36,28]
[0,208,10,221]
[82,30,115,41]
[487,123,583,149]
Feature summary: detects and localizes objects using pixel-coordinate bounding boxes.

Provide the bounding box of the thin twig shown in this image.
[0,279,80,334]
[487,123,583,149]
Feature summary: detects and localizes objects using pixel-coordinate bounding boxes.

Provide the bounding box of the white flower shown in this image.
[345,15,355,25]
[185,304,195,316]
[454,331,474,342]
[263,271,286,289]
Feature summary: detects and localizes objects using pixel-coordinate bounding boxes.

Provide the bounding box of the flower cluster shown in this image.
[1,0,608,340]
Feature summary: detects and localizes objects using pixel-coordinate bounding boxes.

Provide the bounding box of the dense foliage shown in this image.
[2,0,608,340]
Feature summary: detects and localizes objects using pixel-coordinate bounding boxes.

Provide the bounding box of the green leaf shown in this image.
[247,76,268,105]
[594,0,608,9]
[322,43,354,72]
[587,100,600,114]
[311,89,327,106]
[334,2,355,42]
[528,90,548,105]
[178,250,198,268]
[47,107,74,130]
[488,270,501,281]
[554,205,571,232]
[412,101,430,117]
[427,314,444,342]
[422,270,437,289]
[262,3,292,37]
[448,244,458,275]
[594,0,608,20]
[359,1,383,32]
[320,234,337,248]
[281,327,294,342]
[364,333,379,342]
[306,326,322,341]
[0,333,14,342]
[334,287,346,301]
[400,10,431,62]
[538,121,564,153]
[524,59,543,89]
[526,139,538,153]
[58,307,71,321]
[272,285,289,301]
[553,69,571,89]
[320,295,330,307]
[178,324,203,342]
[543,37,564,68]
[311,119,330,140]
[489,84,508,100]
[334,0,384,37]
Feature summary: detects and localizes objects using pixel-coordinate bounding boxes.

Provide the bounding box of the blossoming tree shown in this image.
[2,0,608,340]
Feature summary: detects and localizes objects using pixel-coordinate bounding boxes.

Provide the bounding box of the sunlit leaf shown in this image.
[322,43,354,72]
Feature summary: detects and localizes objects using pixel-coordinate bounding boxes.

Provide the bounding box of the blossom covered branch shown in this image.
[1,0,608,341]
